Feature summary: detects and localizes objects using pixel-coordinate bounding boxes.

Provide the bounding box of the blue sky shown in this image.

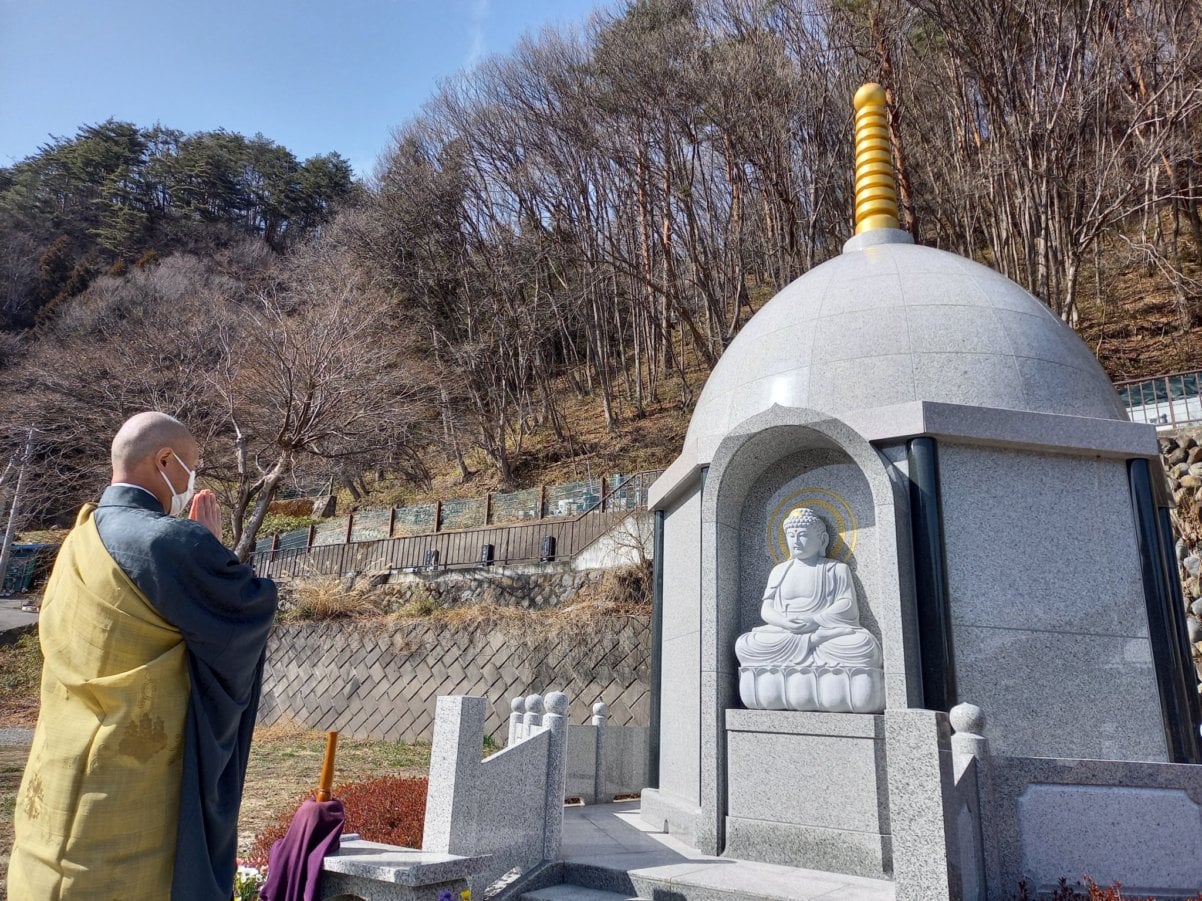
[0,0,609,178]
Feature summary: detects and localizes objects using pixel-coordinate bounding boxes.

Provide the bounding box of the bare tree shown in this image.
[207,236,433,559]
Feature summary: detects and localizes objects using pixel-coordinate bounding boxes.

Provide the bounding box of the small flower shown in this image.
[438,891,453,901]
[232,864,267,900]
[461,890,471,901]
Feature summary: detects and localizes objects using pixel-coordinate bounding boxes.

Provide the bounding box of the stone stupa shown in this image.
[639,83,1201,899]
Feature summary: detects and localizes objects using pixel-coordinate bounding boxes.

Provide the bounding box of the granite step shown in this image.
[552,860,895,901]
[521,885,643,901]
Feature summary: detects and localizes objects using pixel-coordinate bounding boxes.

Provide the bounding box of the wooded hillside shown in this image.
[1,0,1200,552]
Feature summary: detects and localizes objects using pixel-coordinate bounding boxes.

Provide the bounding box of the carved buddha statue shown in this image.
[735,506,884,712]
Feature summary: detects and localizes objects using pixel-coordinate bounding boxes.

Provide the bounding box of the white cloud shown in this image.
[466,0,489,69]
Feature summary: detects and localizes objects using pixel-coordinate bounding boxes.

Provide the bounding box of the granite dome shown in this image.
[683,229,1128,464]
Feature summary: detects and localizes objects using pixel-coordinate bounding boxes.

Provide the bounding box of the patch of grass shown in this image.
[0,631,42,727]
[15,529,66,546]
[393,596,439,617]
[570,561,653,609]
[254,511,317,538]
[397,594,651,643]
[278,576,385,622]
[1,743,31,888]
[390,580,441,618]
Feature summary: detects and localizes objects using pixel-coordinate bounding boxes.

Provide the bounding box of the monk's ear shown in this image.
[154,447,173,470]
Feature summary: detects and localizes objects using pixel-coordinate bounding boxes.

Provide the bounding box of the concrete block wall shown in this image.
[258,615,650,743]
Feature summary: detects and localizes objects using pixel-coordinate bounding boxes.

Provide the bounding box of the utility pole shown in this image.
[0,429,34,596]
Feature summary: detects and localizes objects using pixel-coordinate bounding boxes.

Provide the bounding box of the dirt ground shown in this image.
[0,726,430,892]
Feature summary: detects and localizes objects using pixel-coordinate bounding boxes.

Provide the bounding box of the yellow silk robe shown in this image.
[9,504,189,898]
[10,483,277,901]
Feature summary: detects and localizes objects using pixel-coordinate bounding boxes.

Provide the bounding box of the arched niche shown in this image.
[691,405,921,854]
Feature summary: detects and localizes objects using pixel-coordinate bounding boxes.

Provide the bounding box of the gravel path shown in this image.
[0,727,33,745]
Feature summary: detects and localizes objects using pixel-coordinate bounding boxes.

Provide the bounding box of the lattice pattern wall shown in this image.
[258,615,651,743]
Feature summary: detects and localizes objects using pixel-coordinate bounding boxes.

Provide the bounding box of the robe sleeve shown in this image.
[143,521,278,901]
[138,519,278,679]
[814,561,859,629]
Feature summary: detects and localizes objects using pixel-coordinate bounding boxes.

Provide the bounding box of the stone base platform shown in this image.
[504,801,894,901]
[724,709,891,879]
[318,838,487,901]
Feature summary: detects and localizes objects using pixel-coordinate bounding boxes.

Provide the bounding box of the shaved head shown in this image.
[111,412,195,471]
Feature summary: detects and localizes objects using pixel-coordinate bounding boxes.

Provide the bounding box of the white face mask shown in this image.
[159,452,197,516]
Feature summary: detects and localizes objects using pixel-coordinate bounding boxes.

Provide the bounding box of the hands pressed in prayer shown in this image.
[189,489,223,541]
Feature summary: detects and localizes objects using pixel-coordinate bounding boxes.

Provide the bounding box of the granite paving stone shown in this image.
[550,801,895,901]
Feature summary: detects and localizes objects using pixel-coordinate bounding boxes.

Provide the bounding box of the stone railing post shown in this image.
[509,696,525,745]
[949,703,989,780]
[543,691,570,860]
[524,693,544,734]
[422,695,486,855]
[949,702,998,900]
[592,701,609,805]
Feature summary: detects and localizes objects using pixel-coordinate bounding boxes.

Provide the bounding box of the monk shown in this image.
[8,412,278,900]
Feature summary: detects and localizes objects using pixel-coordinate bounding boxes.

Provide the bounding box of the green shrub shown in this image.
[254,512,317,539]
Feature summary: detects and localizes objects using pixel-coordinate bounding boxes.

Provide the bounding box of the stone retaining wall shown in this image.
[377,562,605,612]
[258,613,650,743]
[1163,430,1202,680]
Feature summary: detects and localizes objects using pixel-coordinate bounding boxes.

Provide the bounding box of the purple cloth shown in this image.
[260,799,345,901]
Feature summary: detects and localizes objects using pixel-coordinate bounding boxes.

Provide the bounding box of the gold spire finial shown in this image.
[853,83,900,234]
